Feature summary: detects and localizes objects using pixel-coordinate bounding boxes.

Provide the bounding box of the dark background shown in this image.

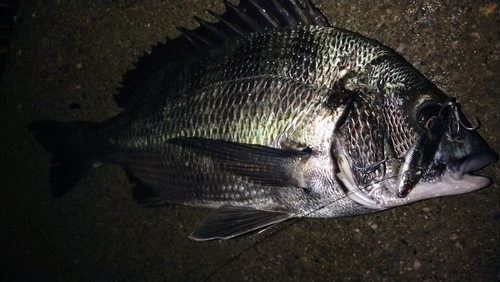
[1,1,499,281]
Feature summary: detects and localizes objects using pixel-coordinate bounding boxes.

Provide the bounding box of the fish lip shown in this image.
[446,149,498,181]
[401,149,497,204]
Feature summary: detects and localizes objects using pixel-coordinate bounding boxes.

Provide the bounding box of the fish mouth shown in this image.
[446,149,498,186]
[394,148,498,206]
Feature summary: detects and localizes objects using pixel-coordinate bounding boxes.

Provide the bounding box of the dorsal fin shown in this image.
[114,0,331,108]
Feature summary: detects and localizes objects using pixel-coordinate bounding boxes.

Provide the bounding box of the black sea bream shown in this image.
[27,0,497,240]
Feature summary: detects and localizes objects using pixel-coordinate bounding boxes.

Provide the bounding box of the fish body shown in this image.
[28,0,497,240]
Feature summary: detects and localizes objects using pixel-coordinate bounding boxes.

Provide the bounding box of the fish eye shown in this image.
[416,101,441,130]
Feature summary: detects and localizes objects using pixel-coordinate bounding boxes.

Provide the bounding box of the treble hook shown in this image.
[447,99,480,134]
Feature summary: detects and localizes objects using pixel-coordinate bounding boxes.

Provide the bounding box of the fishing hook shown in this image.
[446,100,480,135]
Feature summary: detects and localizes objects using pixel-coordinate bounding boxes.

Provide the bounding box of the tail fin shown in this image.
[27,120,100,198]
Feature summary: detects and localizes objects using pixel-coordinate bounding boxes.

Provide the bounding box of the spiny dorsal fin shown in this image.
[114,0,330,108]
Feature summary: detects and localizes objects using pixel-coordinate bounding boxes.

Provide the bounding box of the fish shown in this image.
[27,0,497,241]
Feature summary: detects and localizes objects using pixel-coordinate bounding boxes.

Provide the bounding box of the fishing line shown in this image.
[201,173,401,281]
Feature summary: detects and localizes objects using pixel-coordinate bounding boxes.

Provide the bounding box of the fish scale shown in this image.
[343,96,385,186]
[27,0,496,240]
[383,95,417,157]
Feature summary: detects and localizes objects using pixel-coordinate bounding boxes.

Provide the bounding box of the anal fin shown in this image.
[132,186,166,207]
[189,205,293,241]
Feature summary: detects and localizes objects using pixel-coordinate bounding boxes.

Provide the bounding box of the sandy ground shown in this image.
[1,0,499,281]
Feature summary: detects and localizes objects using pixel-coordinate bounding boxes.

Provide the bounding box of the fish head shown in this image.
[331,63,497,210]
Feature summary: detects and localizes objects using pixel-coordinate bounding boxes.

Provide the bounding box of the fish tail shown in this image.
[27,120,101,198]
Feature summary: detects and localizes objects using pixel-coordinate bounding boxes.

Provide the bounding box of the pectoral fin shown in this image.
[168,137,311,188]
[189,205,293,241]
